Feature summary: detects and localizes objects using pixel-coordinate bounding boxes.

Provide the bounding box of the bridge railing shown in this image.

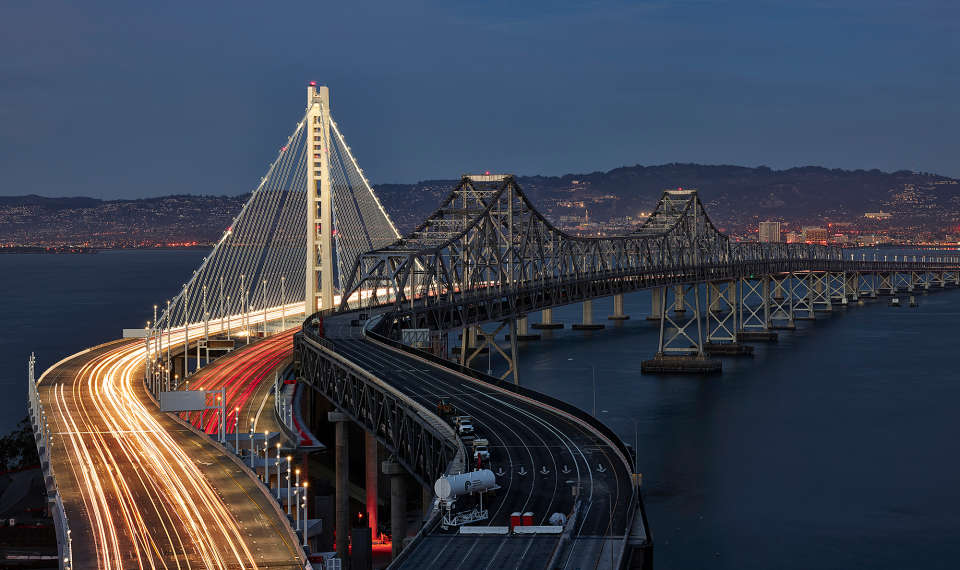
[28,354,73,570]
[297,322,465,489]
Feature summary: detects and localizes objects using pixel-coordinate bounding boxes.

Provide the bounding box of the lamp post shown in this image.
[263,431,269,483]
[286,456,292,515]
[234,407,239,452]
[248,419,254,469]
[275,443,282,499]
[294,468,301,530]
[302,481,309,548]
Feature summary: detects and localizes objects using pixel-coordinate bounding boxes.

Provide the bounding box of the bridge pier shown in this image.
[646,287,663,320]
[642,283,721,374]
[507,316,540,340]
[328,411,350,562]
[705,280,753,356]
[572,300,605,330]
[382,461,407,560]
[736,276,778,342]
[531,308,563,330]
[608,294,630,320]
[365,432,378,543]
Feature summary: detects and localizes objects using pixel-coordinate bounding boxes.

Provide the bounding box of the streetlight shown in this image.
[275,443,282,499]
[234,407,240,452]
[248,419,255,468]
[286,456,292,515]
[302,481,309,548]
[294,468,301,530]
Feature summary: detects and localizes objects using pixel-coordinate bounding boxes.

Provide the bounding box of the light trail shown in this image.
[39,322,302,568]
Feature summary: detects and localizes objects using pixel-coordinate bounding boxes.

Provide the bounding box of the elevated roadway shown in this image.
[299,321,646,569]
[37,338,305,569]
[182,329,297,438]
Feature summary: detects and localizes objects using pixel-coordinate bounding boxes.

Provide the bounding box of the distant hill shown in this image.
[1,164,957,246]
[372,164,960,234]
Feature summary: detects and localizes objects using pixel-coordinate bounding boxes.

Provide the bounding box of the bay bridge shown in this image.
[27,84,960,569]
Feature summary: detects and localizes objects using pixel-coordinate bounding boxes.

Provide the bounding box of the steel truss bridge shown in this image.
[29,83,960,570]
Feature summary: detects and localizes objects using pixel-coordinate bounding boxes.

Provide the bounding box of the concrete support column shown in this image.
[382,461,407,560]
[364,432,378,541]
[573,300,604,330]
[673,285,685,313]
[509,315,541,341]
[329,412,350,561]
[531,308,563,330]
[647,287,663,320]
[609,294,629,320]
[517,316,528,335]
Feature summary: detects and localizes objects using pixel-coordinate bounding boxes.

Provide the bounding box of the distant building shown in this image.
[864,212,893,220]
[802,226,828,244]
[758,221,781,243]
[785,231,802,244]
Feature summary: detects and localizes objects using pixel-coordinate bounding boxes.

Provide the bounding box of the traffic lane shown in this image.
[185,330,295,434]
[331,341,535,524]
[333,340,567,526]
[41,343,127,566]
[337,339,632,536]
[395,535,559,570]
[40,341,303,568]
[134,374,304,568]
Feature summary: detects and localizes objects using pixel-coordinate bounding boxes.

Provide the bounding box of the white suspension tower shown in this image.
[306,84,334,314]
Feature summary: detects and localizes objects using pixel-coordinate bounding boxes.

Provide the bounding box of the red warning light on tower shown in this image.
[308,80,317,87]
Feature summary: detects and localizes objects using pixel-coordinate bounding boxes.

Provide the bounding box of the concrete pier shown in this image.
[647,287,663,320]
[704,342,754,356]
[641,354,722,374]
[329,411,350,562]
[531,308,563,330]
[608,294,630,320]
[507,315,541,340]
[382,461,407,560]
[736,330,779,342]
[572,300,605,330]
[365,432,378,541]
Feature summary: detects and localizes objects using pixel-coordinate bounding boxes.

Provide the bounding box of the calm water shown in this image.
[5,250,959,568]
[0,249,206,433]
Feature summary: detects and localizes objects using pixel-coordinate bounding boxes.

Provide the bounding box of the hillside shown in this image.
[1,164,957,246]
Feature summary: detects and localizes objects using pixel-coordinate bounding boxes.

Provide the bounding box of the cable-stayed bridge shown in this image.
[29,84,960,570]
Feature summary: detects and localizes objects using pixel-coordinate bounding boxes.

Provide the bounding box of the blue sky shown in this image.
[1,0,957,198]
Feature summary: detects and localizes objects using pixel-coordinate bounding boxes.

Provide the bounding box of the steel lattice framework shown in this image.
[338,174,960,337]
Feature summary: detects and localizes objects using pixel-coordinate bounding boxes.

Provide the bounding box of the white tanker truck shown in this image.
[435,469,499,529]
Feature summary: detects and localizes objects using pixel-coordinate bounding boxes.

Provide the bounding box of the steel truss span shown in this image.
[339,174,960,335]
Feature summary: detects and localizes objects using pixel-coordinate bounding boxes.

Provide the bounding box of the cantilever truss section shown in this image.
[153,110,398,334]
[340,175,734,317]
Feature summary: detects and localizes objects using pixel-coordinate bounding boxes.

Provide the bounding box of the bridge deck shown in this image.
[330,338,636,569]
[39,339,303,568]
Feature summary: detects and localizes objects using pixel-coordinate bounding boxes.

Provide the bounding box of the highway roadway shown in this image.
[38,337,304,569]
[330,338,635,569]
[183,329,296,438]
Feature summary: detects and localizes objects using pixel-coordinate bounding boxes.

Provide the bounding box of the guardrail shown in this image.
[28,353,73,570]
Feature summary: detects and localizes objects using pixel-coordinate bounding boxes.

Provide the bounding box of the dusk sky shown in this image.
[2,0,957,199]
